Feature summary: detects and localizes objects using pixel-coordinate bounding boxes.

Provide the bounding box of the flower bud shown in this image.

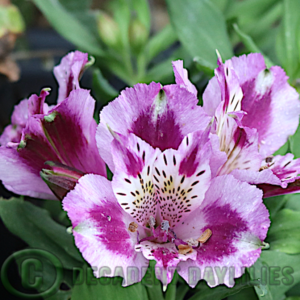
[129,18,148,53]
[97,11,121,49]
[40,161,84,200]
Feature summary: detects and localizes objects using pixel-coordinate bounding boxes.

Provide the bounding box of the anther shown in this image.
[161,220,170,231]
[197,229,212,244]
[128,222,138,233]
[178,244,193,255]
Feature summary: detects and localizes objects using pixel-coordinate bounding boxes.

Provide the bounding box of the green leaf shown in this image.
[274,140,289,156]
[72,268,148,300]
[131,0,151,32]
[226,0,279,20]
[227,286,258,300]
[267,208,300,254]
[289,122,300,158]
[146,24,177,62]
[263,195,288,219]
[31,0,104,56]
[284,193,300,211]
[233,23,274,68]
[92,69,118,104]
[166,0,233,72]
[190,273,257,300]
[249,251,300,300]
[0,198,83,269]
[276,0,300,79]
[268,209,300,235]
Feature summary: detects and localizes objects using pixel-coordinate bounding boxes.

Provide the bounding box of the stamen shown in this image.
[178,244,193,255]
[197,228,212,244]
[161,220,170,232]
[148,215,156,228]
[128,222,138,233]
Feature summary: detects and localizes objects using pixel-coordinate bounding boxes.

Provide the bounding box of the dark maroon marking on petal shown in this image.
[137,143,140,152]
[131,192,136,196]
[186,136,189,146]
[132,107,183,151]
[89,203,132,256]
[117,192,127,196]
[154,175,160,183]
[162,170,167,178]
[125,178,131,184]
[180,176,185,184]
[196,170,205,176]
[155,167,161,176]
[179,146,199,177]
[142,151,146,162]
[121,203,129,205]
[284,161,291,168]
[163,154,168,166]
[191,181,199,186]
[173,155,177,166]
[147,166,150,176]
[196,203,248,263]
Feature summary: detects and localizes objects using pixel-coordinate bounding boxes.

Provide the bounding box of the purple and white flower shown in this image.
[0,52,106,199]
[63,61,270,289]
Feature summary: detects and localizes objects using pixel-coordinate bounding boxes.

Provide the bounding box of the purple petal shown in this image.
[153,131,211,227]
[203,77,221,117]
[135,241,196,288]
[63,174,148,286]
[53,51,89,103]
[172,60,198,96]
[231,54,300,157]
[40,89,106,175]
[0,89,106,199]
[262,154,300,185]
[111,133,161,227]
[0,147,56,199]
[96,82,210,172]
[176,175,269,287]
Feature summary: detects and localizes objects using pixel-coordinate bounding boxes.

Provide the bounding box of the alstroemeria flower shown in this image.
[63,131,269,288]
[96,63,211,173]
[190,53,300,195]
[0,88,106,199]
[0,51,89,148]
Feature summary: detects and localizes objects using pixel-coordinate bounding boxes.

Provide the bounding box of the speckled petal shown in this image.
[153,131,211,227]
[111,133,161,227]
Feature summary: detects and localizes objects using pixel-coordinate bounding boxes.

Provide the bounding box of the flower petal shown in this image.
[63,174,148,286]
[231,53,300,157]
[153,131,211,227]
[217,116,262,175]
[40,89,106,175]
[96,82,210,172]
[53,51,89,103]
[111,133,161,227]
[172,60,198,96]
[0,147,56,199]
[135,241,196,288]
[176,175,269,287]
